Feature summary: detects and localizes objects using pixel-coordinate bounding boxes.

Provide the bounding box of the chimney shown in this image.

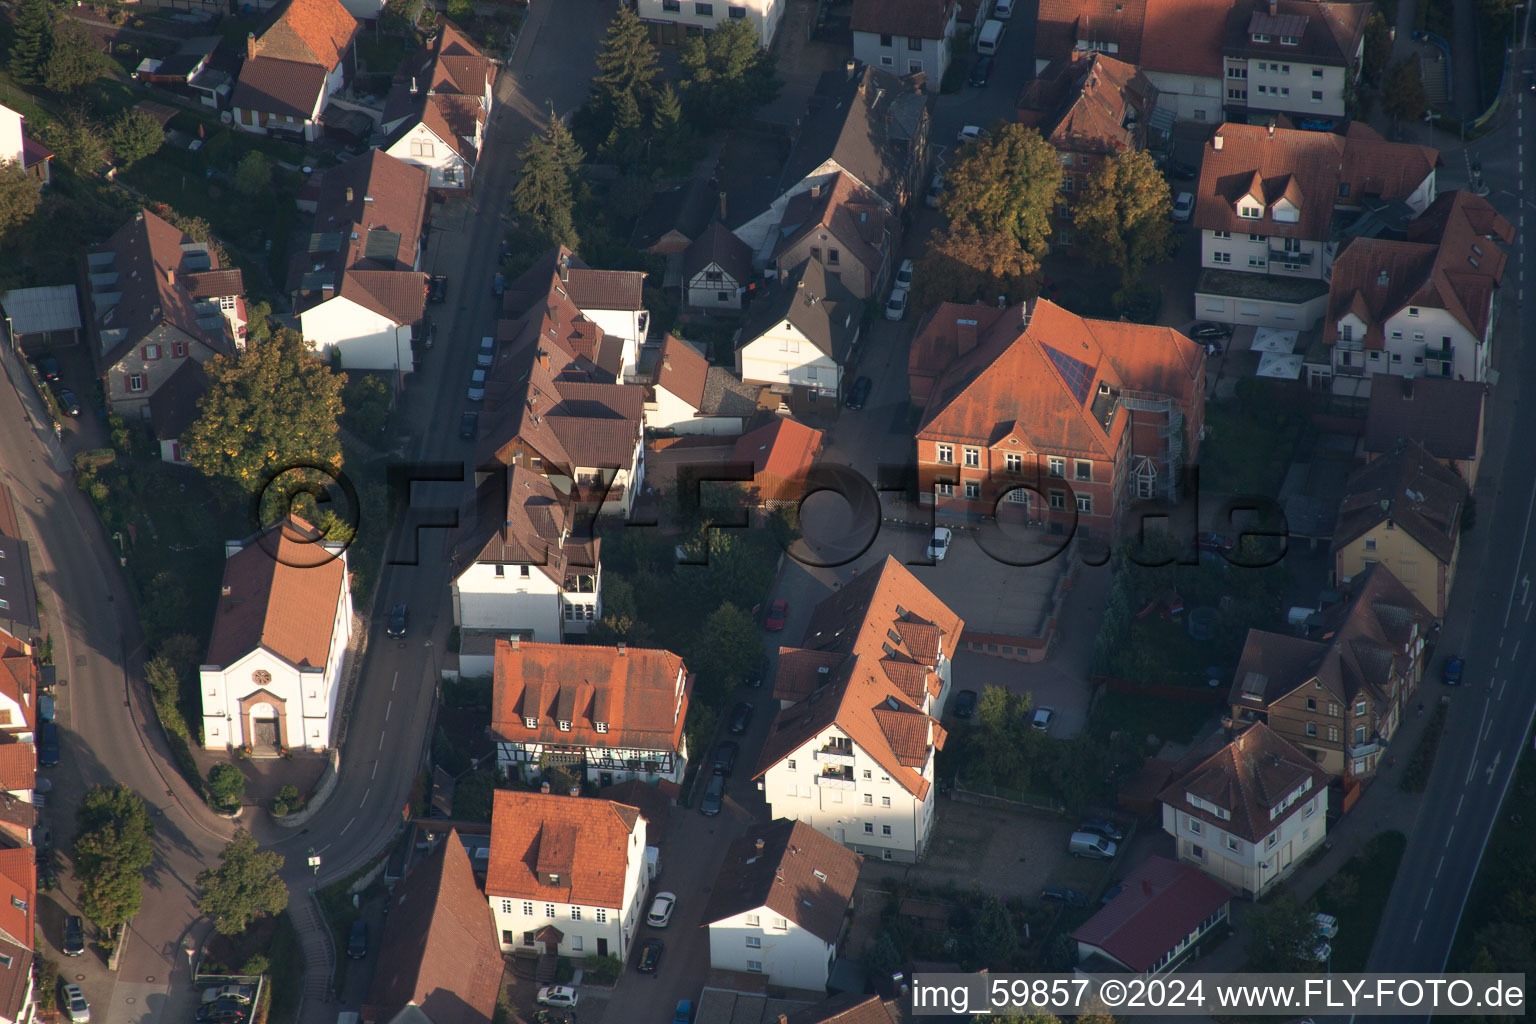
[559,256,569,282]
[569,785,580,797]
[1213,132,1224,151]
[166,267,175,286]
[845,59,858,81]
[1377,269,1389,286]
[1143,879,1154,895]
[540,781,551,794]
[321,282,335,297]
[718,190,728,221]
[346,187,354,203]
[246,32,256,60]
[511,635,521,650]
[617,641,627,655]
[1269,0,1278,13]
[756,838,765,851]
[810,183,822,199]
[410,77,418,95]
[956,318,978,356]
[221,585,232,597]
[1267,119,1277,138]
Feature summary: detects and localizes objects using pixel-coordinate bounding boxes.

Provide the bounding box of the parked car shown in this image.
[420,316,436,348]
[63,915,84,957]
[884,288,909,321]
[468,368,487,402]
[1040,886,1087,907]
[968,55,994,87]
[493,273,506,296]
[536,987,578,1009]
[1443,656,1464,685]
[1315,912,1339,939]
[459,410,479,440]
[764,599,788,631]
[957,125,986,144]
[35,355,60,382]
[993,0,1015,17]
[386,603,408,639]
[895,258,914,290]
[38,721,59,767]
[749,654,770,688]
[1078,817,1125,842]
[925,171,944,208]
[427,275,448,304]
[699,774,725,816]
[54,386,80,417]
[637,938,665,973]
[477,335,496,368]
[926,526,952,561]
[728,701,755,735]
[1031,706,1056,733]
[712,741,739,776]
[951,689,978,719]
[843,375,872,410]
[38,694,54,722]
[1189,321,1234,340]
[647,891,677,928]
[200,987,253,1005]
[1172,192,1195,222]
[673,1000,694,1024]
[1069,831,1118,859]
[63,984,89,1024]
[347,919,368,959]
[196,1001,247,1024]
[1312,940,1333,963]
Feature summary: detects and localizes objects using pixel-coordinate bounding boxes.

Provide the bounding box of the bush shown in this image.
[207,762,246,810]
[582,953,623,984]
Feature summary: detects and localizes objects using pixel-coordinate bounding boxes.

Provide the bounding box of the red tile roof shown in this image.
[908,302,1009,409]
[1194,122,1438,240]
[653,334,711,411]
[772,173,896,287]
[917,299,1203,457]
[1140,0,1230,78]
[756,557,961,797]
[1363,375,1484,463]
[0,632,35,735]
[450,465,595,587]
[731,418,825,502]
[851,0,957,40]
[0,744,34,793]
[1035,0,1147,65]
[486,790,642,908]
[1017,53,1158,160]
[1223,0,1369,68]
[365,832,500,1024]
[0,846,33,947]
[702,819,861,943]
[1159,722,1329,843]
[1071,855,1231,971]
[205,516,347,670]
[1334,439,1465,565]
[490,641,691,759]
[232,56,327,120]
[251,0,358,70]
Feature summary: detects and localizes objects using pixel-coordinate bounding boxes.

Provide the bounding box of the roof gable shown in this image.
[252,0,358,70]
[1071,855,1231,971]
[1157,722,1328,842]
[486,791,642,907]
[702,819,861,943]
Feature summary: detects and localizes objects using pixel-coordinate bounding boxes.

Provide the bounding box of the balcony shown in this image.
[816,766,856,790]
[1348,735,1383,759]
[816,746,856,766]
[1268,249,1313,266]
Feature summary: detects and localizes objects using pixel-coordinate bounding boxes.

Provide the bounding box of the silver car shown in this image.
[468,368,487,402]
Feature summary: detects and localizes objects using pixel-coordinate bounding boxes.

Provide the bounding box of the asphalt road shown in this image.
[1362,37,1536,1013]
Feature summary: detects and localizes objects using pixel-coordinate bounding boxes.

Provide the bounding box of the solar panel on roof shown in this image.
[1042,343,1096,404]
[364,229,402,262]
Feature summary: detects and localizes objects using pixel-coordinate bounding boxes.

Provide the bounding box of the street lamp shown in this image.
[307,847,321,876]
[184,945,196,973]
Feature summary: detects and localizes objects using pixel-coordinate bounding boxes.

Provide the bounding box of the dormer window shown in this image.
[548,873,559,884]
[1252,33,1270,42]
[1340,324,1353,341]
[1238,203,1263,219]
[595,722,609,733]
[1280,35,1300,45]
[1272,205,1299,224]
[558,720,572,732]
[525,716,538,729]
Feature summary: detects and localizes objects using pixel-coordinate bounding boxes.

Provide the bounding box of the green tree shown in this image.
[196,829,289,934]
[1381,58,1429,123]
[10,0,55,86]
[864,929,903,977]
[244,299,274,344]
[44,19,107,96]
[1362,12,1393,86]
[343,374,391,443]
[601,89,644,165]
[206,763,246,810]
[646,83,693,175]
[183,329,345,498]
[591,6,659,121]
[941,123,1061,266]
[445,0,473,21]
[380,0,423,36]
[913,220,1039,310]
[1073,149,1172,291]
[39,108,108,174]
[686,603,762,706]
[0,163,42,242]
[965,895,1019,970]
[679,19,781,132]
[511,114,582,252]
[73,786,155,933]
[233,151,273,197]
[1246,895,1325,971]
[108,109,165,168]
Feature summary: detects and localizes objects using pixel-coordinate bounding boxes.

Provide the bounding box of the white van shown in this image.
[977,19,1006,55]
[1069,831,1118,859]
[994,0,1015,19]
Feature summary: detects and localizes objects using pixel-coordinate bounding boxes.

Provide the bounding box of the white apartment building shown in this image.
[381,22,496,193]
[199,517,352,752]
[637,0,786,48]
[1158,722,1330,896]
[486,790,649,963]
[736,259,861,409]
[756,557,962,862]
[1219,0,1367,123]
[850,0,959,91]
[703,820,860,989]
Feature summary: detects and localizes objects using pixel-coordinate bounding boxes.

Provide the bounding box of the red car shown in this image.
[765,599,788,632]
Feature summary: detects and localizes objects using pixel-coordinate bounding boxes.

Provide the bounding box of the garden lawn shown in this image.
[1199,381,1311,497]
[1315,830,1406,972]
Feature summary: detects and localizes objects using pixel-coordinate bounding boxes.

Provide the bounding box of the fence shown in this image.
[951,777,1066,816]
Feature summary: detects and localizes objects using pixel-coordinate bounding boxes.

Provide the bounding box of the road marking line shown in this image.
[361,787,370,807]
[1457,795,1465,817]
[1502,468,1536,631]
[371,761,378,780]
[1515,641,1522,661]
[385,700,392,721]
[1447,825,1455,843]
[1500,679,1508,700]
[392,670,398,692]
[1487,751,1502,784]
[1425,890,1434,910]
[339,818,353,836]
[379,732,385,750]
[1414,920,1423,943]
[1436,856,1444,878]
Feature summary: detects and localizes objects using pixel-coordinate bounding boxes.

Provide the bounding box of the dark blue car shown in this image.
[38,722,59,767]
[1443,657,1464,685]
